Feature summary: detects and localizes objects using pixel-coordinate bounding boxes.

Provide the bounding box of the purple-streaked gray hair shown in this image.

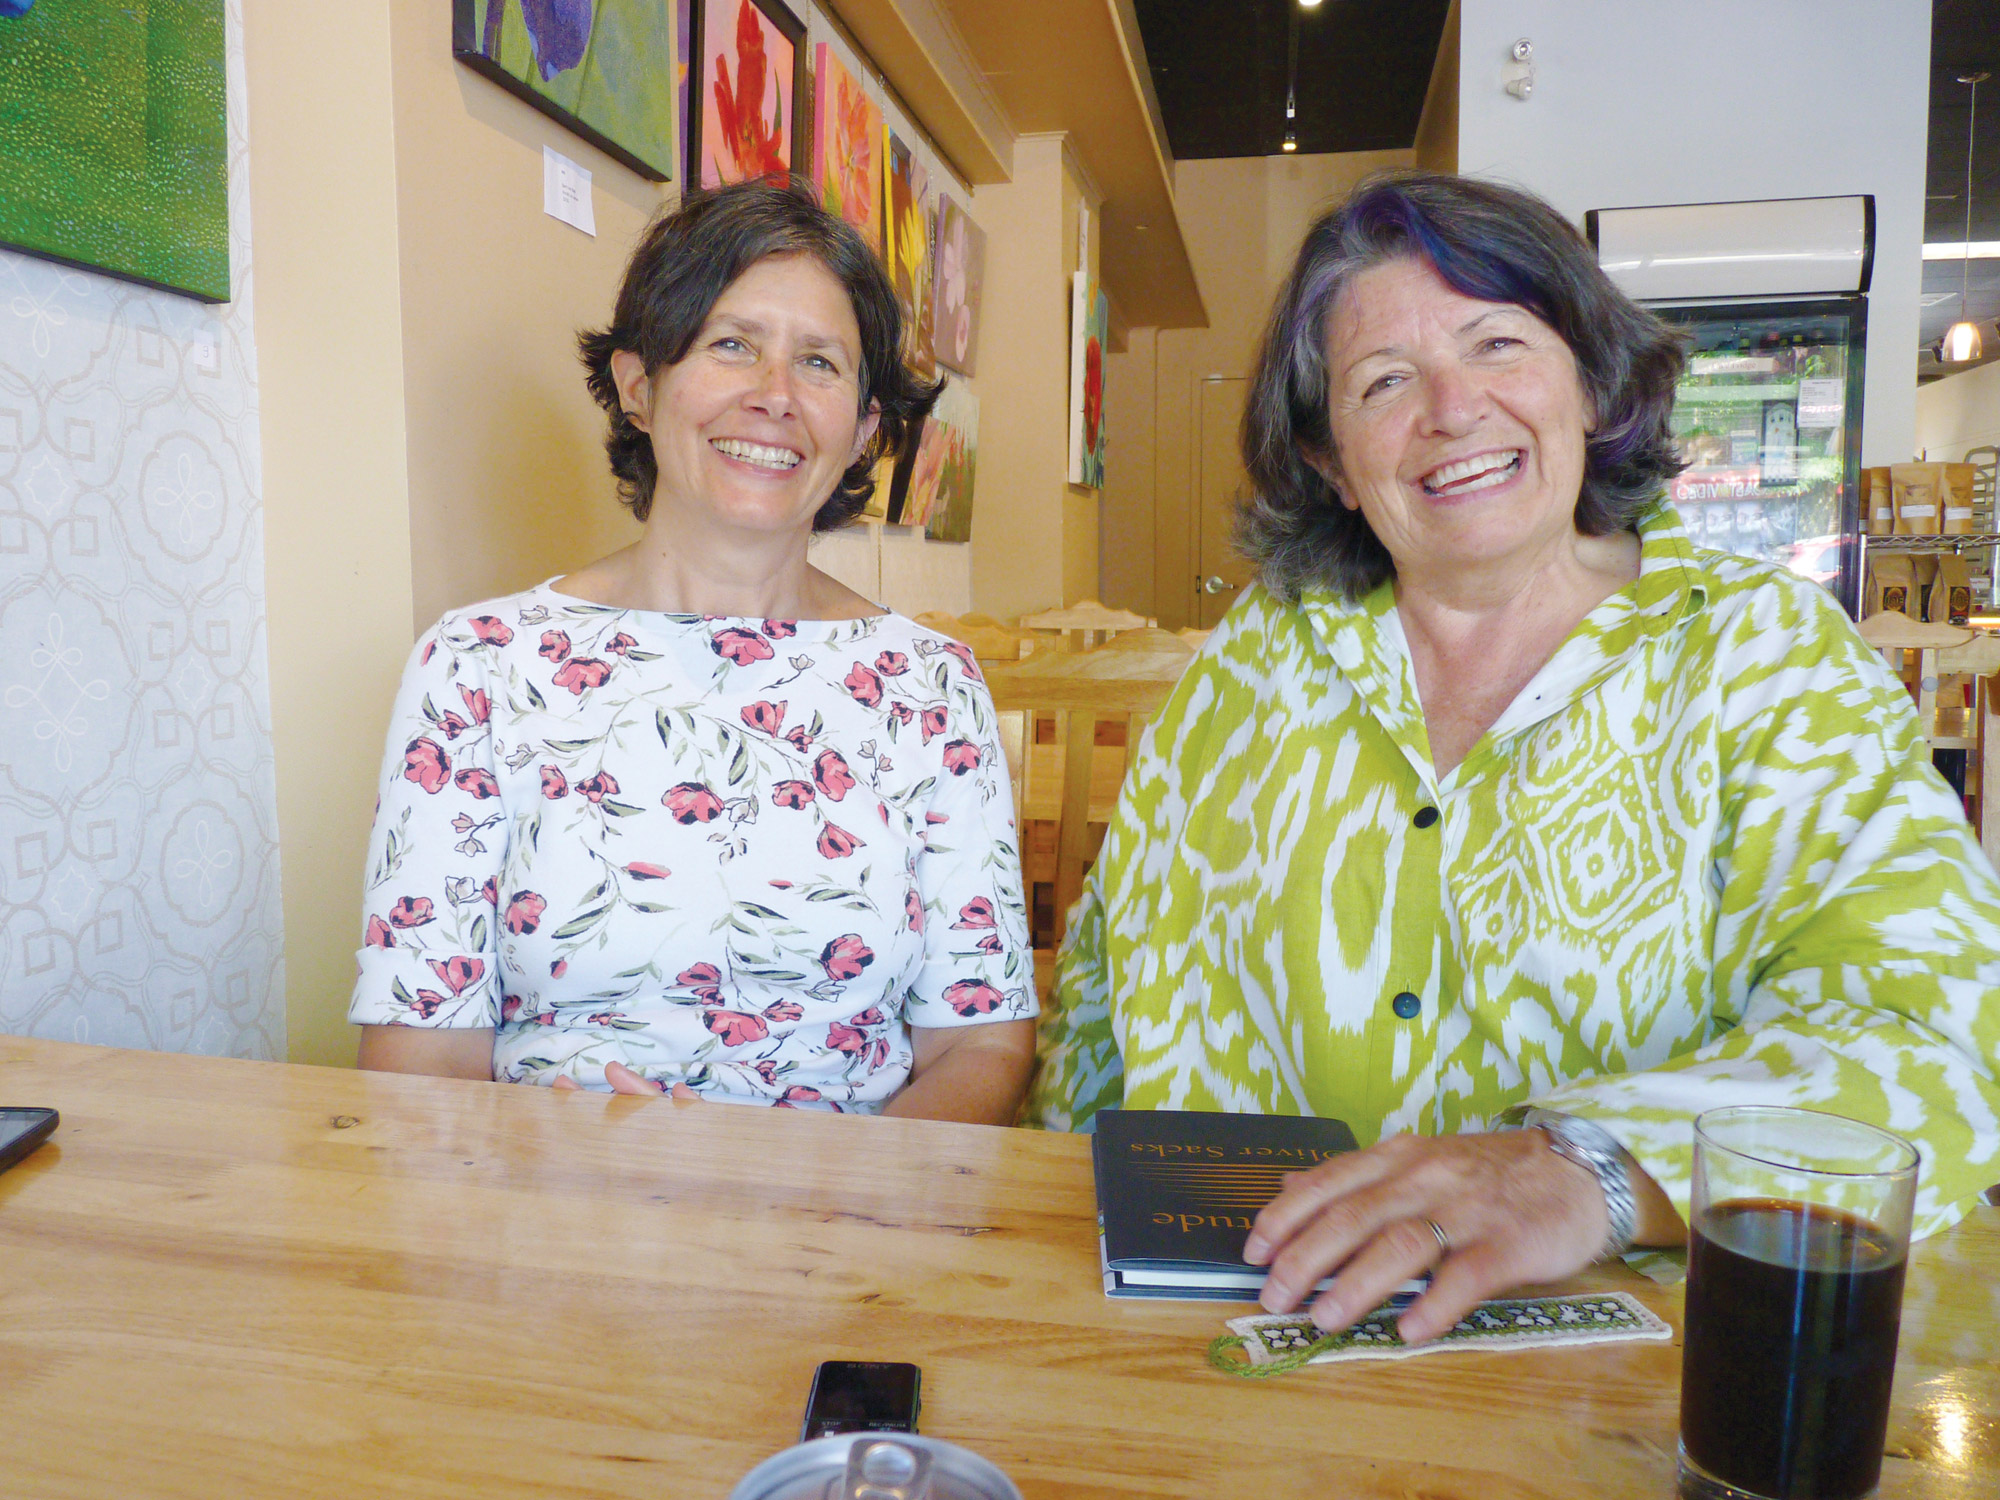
[1237,171,1687,602]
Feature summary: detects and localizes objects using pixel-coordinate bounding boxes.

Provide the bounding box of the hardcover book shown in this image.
[1091,1108,1423,1302]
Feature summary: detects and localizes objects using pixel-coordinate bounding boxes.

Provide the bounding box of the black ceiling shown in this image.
[1921,0,2000,375]
[1136,0,2000,373]
[1133,0,1450,160]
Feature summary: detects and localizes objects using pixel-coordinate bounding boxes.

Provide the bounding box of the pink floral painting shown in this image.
[932,196,985,377]
[813,42,881,254]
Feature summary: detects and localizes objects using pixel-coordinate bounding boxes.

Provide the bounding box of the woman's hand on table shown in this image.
[1243,1129,1678,1344]
[553,1061,700,1100]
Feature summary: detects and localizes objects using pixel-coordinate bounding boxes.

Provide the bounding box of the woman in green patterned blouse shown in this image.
[1032,172,2000,1342]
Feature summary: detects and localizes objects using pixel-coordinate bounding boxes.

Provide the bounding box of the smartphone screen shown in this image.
[0,1108,57,1171]
[801,1360,921,1442]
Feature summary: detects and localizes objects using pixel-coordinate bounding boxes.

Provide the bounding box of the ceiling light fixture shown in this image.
[1944,72,1989,364]
[1298,0,1323,8]
[1281,0,1301,156]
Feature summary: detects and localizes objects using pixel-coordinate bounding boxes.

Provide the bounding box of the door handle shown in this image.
[1203,576,1235,595]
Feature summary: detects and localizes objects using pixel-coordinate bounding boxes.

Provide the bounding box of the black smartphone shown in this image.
[0,1108,57,1173]
[800,1360,922,1442]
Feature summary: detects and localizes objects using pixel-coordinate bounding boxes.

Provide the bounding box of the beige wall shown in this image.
[1106,149,1411,626]
[245,0,417,1067]
[389,2,654,633]
[1099,324,1157,611]
[968,135,1085,620]
[1917,361,2000,463]
[1412,0,1459,173]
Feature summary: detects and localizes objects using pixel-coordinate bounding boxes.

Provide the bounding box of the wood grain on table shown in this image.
[0,1038,1993,1499]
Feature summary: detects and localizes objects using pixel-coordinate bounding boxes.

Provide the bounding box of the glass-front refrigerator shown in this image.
[1652,299,1866,615]
[1587,195,1872,617]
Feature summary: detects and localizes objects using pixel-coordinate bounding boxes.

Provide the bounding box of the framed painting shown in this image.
[0,0,228,302]
[1068,273,1108,489]
[893,376,976,536]
[884,131,935,379]
[453,0,679,183]
[922,379,979,545]
[690,0,805,189]
[932,196,985,377]
[813,42,882,254]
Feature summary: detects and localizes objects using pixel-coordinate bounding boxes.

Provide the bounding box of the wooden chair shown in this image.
[1017,600,1154,653]
[987,639,1196,968]
[911,610,1034,667]
[1858,611,2000,864]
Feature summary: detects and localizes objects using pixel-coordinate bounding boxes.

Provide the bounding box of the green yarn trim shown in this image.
[1205,1331,1338,1378]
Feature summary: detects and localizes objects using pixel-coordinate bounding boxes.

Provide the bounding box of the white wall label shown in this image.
[543,146,596,236]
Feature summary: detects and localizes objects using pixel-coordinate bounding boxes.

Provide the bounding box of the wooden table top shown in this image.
[0,1037,1994,1499]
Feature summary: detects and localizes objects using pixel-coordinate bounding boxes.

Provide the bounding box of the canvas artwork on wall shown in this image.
[0,0,229,302]
[862,450,898,522]
[921,378,980,545]
[932,196,985,377]
[691,0,805,189]
[453,0,679,182]
[892,376,977,539]
[884,131,935,379]
[813,43,882,254]
[1068,272,1108,489]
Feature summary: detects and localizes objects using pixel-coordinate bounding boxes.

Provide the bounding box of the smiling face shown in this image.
[1318,256,1595,585]
[615,253,880,546]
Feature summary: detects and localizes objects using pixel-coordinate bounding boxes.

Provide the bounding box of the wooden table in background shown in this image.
[0,1038,1994,1499]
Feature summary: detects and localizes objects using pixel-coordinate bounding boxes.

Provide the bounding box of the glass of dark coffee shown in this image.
[1679,1106,1919,1500]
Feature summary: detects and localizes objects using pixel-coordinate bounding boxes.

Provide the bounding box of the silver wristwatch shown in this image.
[1508,1108,1638,1262]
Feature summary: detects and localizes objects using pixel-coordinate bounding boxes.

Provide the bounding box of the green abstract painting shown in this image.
[454,0,678,183]
[0,0,229,303]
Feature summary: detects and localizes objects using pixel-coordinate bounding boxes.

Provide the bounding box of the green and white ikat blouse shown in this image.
[1031,503,2000,1238]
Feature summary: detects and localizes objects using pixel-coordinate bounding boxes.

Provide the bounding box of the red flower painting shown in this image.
[705,0,789,187]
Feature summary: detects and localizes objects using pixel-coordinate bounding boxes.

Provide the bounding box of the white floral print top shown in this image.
[350,584,1035,1111]
[1032,504,2000,1238]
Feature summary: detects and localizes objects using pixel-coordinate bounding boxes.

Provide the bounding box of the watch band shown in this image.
[1509,1108,1638,1262]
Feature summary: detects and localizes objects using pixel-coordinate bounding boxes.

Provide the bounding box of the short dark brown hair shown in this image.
[1238,171,1688,601]
[579,180,936,527]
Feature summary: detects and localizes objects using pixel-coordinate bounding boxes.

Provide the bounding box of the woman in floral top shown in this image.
[1032,173,2000,1340]
[351,183,1034,1121]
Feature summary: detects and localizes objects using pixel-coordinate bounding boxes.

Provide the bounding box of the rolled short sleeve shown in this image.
[901,667,1038,1030]
[349,625,506,1030]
